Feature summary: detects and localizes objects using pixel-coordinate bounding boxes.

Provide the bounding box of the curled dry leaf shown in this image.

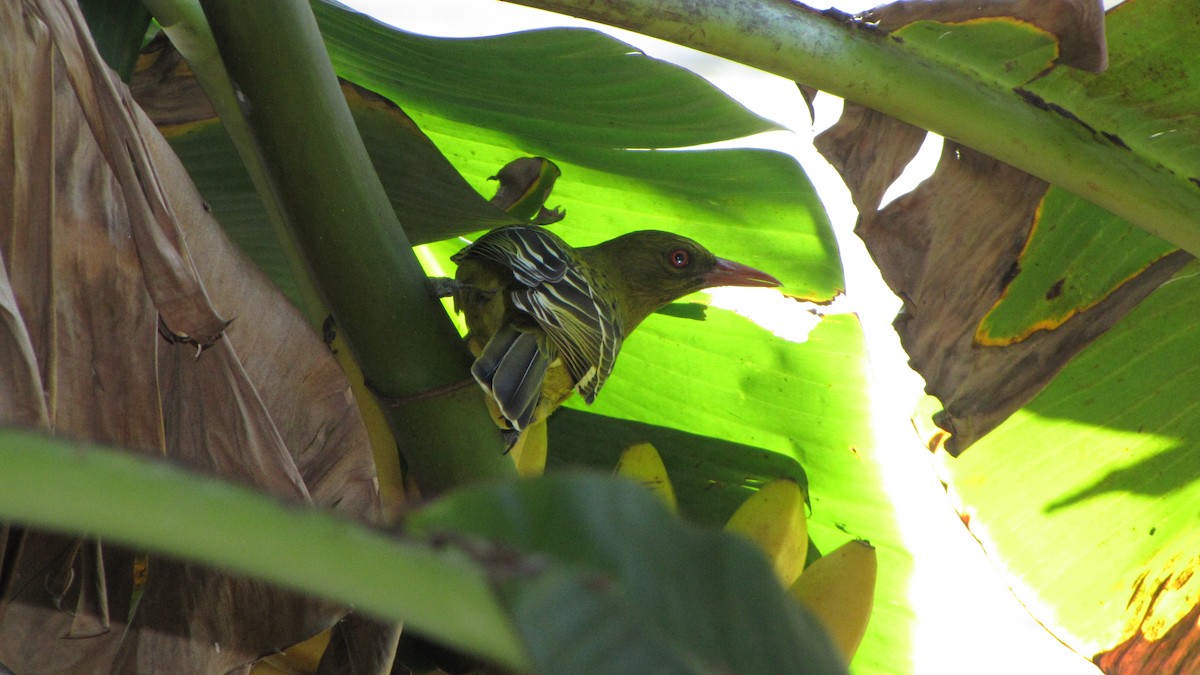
[815,102,1190,455]
[488,156,566,224]
[808,0,1186,456]
[0,1,382,673]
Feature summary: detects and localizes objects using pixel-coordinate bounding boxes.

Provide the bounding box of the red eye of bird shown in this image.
[669,248,690,268]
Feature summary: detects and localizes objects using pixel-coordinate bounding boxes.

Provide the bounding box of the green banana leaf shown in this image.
[77,0,150,80]
[942,258,1200,669]
[0,430,849,673]
[975,187,1176,345]
[549,312,910,673]
[409,473,848,674]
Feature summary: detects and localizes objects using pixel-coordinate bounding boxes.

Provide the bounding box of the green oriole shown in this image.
[449,225,781,439]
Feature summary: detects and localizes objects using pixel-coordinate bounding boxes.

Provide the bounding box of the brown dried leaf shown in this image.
[0,534,135,671]
[1094,553,1200,674]
[863,0,1108,72]
[1094,605,1200,675]
[488,156,565,224]
[0,0,382,672]
[816,104,1190,455]
[814,104,926,217]
[32,2,229,344]
[315,614,403,675]
[795,83,818,125]
[113,561,345,674]
[128,34,216,128]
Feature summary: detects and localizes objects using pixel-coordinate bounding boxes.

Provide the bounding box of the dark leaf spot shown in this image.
[1102,131,1130,150]
[999,261,1021,290]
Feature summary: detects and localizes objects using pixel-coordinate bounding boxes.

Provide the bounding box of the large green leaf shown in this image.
[502,0,1200,259]
[0,429,850,674]
[550,311,910,674]
[976,187,1176,345]
[142,5,842,304]
[941,258,1200,668]
[317,6,775,153]
[78,0,151,80]
[0,429,525,671]
[313,2,844,301]
[410,473,848,674]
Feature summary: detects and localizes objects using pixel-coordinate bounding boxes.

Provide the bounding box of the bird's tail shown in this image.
[471,324,552,431]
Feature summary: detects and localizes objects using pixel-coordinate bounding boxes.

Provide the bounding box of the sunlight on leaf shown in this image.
[707,287,821,344]
[943,260,1200,661]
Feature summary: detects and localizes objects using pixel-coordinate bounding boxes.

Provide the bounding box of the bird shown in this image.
[446,224,782,445]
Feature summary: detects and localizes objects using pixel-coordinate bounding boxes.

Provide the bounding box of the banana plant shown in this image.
[3,0,1198,674]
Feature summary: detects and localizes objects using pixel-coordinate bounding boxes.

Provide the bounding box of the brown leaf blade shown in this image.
[0,1,382,672]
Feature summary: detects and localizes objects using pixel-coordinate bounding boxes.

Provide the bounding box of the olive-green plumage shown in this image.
[451,225,780,435]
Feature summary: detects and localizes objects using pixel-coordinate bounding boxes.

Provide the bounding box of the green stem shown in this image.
[0,429,528,671]
[141,0,329,326]
[197,0,515,491]
[503,0,1200,256]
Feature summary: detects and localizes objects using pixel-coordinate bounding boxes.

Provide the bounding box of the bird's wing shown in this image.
[470,323,552,431]
[453,225,570,286]
[456,226,621,402]
[511,271,621,403]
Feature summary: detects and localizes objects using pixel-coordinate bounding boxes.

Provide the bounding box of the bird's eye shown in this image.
[668,248,690,268]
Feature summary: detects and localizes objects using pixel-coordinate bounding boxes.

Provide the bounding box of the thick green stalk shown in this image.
[198,0,515,491]
[504,0,1200,256]
[141,0,330,325]
[0,429,528,671]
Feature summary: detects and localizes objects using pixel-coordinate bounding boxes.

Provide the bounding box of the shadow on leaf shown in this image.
[547,408,808,527]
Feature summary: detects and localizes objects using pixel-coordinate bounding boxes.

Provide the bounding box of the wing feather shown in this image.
[456,226,622,402]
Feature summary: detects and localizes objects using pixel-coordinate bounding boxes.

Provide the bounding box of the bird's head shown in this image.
[580,230,782,330]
